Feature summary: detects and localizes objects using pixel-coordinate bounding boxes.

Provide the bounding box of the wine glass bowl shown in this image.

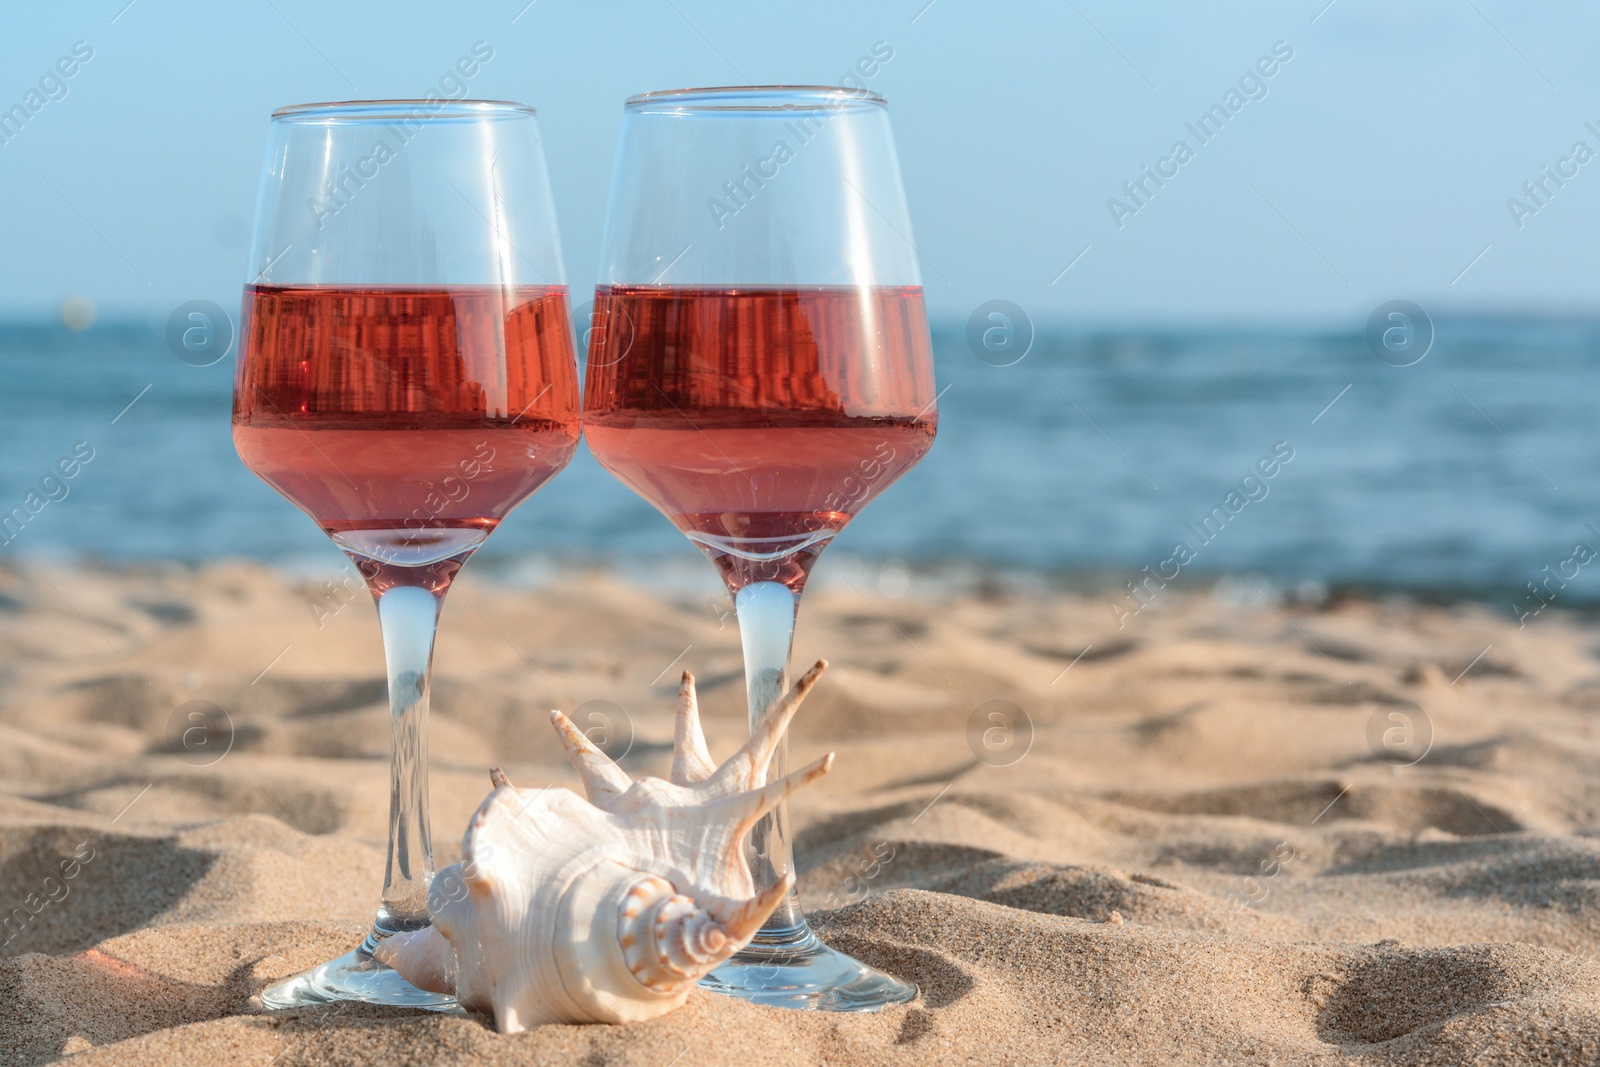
[233,99,578,1008]
[584,284,936,593]
[234,283,580,565]
[584,86,934,1010]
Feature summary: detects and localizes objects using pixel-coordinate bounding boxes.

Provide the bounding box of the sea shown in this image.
[0,312,1593,613]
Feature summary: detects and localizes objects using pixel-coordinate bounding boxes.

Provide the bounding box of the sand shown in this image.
[3,560,1600,1064]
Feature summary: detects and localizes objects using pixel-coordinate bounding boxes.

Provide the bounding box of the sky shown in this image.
[2,0,1599,326]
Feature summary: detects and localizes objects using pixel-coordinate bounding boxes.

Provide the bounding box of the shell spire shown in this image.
[376,661,835,1030]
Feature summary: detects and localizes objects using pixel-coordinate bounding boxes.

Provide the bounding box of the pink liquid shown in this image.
[233,285,581,567]
[583,285,937,590]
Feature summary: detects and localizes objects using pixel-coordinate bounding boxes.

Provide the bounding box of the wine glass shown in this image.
[234,100,580,1008]
[584,86,935,1010]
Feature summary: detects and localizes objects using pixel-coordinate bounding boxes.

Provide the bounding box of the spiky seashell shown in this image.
[376,660,834,1030]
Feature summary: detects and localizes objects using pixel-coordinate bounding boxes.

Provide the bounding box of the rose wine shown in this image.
[233,285,581,566]
[583,285,937,591]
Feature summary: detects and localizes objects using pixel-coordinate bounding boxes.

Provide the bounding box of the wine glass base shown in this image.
[258,933,459,1011]
[700,923,917,1012]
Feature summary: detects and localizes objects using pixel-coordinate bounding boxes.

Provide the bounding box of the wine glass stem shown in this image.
[375,582,443,934]
[735,580,805,934]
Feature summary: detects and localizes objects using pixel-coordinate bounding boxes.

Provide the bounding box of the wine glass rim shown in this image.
[270,99,538,122]
[624,85,887,111]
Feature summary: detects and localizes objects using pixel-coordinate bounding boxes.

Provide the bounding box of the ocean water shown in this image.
[0,314,1592,607]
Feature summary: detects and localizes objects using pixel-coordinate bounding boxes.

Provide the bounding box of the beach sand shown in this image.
[3,560,1600,1064]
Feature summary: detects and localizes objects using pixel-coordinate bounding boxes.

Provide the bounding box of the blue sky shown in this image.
[1,0,1598,325]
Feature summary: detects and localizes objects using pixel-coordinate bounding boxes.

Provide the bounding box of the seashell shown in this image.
[376,660,835,1030]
